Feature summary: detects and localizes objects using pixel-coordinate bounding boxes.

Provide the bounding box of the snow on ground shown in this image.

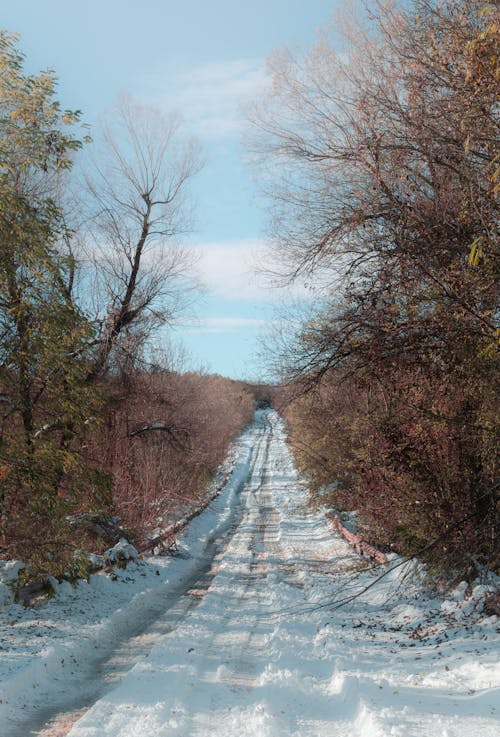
[0,410,499,737]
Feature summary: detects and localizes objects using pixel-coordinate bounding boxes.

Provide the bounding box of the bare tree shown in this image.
[249,0,499,574]
[80,98,203,375]
[249,0,498,381]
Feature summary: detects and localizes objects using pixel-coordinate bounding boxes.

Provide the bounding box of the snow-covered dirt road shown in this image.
[1,410,499,737]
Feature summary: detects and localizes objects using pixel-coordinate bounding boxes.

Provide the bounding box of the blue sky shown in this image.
[1,0,339,380]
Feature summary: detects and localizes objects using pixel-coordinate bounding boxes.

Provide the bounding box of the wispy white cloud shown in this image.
[193,238,268,300]
[140,58,268,139]
[191,238,315,303]
[179,316,269,334]
[204,317,267,327]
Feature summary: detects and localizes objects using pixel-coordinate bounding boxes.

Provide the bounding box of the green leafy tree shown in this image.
[0,31,101,573]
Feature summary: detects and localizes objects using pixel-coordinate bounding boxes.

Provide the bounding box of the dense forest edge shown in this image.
[258,0,498,581]
[1,0,499,594]
[0,26,272,586]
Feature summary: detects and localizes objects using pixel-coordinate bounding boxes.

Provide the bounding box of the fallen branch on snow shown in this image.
[326,512,388,565]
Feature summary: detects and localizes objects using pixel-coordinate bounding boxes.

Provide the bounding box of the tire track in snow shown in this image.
[7,409,499,737]
[4,416,270,737]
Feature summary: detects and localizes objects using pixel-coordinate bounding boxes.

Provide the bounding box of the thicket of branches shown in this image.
[254,0,498,574]
[88,370,255,545]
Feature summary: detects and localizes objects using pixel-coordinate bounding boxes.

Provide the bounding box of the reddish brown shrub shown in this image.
[85,370,255,542]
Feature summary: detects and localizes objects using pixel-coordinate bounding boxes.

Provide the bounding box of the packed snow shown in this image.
[0,409,498,737]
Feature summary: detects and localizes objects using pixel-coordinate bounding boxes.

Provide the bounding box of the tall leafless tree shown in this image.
[80,98,203,376]
[249,0,498,382]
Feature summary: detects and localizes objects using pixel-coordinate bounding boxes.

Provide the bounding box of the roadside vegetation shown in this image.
[252,0,498,576]
[0,30,258,580]
[0,0,497,585]
[87,370,256,551]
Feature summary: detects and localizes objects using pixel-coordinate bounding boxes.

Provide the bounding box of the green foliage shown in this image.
[0,31,86,182]
[0,30,101,572]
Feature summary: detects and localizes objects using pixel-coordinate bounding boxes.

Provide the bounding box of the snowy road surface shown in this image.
[1,410,499,737]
